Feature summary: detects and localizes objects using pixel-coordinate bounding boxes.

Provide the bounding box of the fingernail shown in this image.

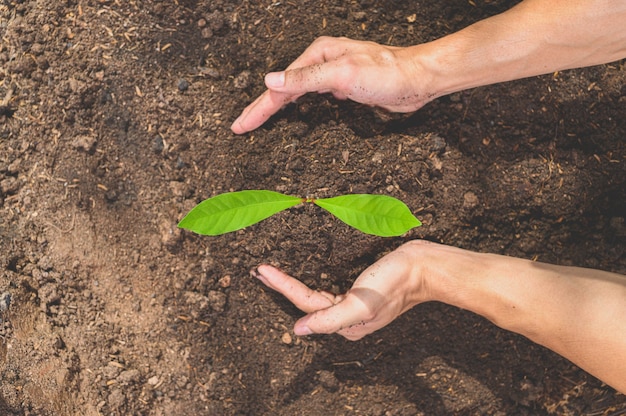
[265,71,285,88]
[250,268,268,285]
[231,115,243,133]
[294,321,313,336]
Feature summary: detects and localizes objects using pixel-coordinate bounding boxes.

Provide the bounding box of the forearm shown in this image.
[424,244,626,392]
[409,0,626,98]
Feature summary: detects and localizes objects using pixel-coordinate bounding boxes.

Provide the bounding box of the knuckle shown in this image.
[333,59,360,88]
[376,48,397,64]
[312,35,334,48]
[362,310,377,322]
[398,240,431,255]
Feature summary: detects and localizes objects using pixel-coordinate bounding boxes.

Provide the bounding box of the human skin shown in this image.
[231,0,626,134]
[252,241,626,393]
[234,0,626,393]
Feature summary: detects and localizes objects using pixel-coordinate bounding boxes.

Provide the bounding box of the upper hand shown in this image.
[252,241,431,340]
[231,36,430,134]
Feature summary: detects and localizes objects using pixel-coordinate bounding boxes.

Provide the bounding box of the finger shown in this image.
[231,89,299,134]
[281,36,350,72]
[253,265,334,313]
[232,59,339,134]
[231,57,341,134]
[231,37,342,135]
[294,292,371,337]
[266,60,349,97]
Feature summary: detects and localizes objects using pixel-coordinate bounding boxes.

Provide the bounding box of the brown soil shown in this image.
[1,1,625,415]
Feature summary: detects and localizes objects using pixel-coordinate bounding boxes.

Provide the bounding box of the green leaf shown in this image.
[178,190,302,235]
[313,194,421,237]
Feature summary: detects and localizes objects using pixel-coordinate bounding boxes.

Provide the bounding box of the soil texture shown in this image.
[1,0,625,415]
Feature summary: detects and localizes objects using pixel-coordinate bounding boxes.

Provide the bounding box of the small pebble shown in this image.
[153,136,164,154]
[53,335,66,350]
[429,134,447,154]
[201,27,213,39]
[0,292,11,312]
[218,275,231,288]
[281,332,292,345]
[71,135,97,153]
[177,79,189,92]
[463,191,479,209]
[233,71,251,89]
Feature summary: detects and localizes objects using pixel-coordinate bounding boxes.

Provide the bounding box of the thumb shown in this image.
[265,71,286,89]
[265,62,342,95]
[293,294,370,337]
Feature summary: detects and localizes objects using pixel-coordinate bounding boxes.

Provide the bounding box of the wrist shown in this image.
[414,242,572,347]
[405,241,534,334]
[404,17,538,100]
[404,0,626,101]
[398,241,482,308]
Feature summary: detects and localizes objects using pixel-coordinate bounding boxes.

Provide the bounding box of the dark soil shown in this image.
[1,0,625,415]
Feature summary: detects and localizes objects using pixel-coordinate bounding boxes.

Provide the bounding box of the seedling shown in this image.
[178,190,421,237]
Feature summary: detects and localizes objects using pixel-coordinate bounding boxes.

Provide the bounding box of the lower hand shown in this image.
[252,241,431,340]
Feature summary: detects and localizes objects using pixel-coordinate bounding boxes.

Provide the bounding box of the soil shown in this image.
[1,0,625,415]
